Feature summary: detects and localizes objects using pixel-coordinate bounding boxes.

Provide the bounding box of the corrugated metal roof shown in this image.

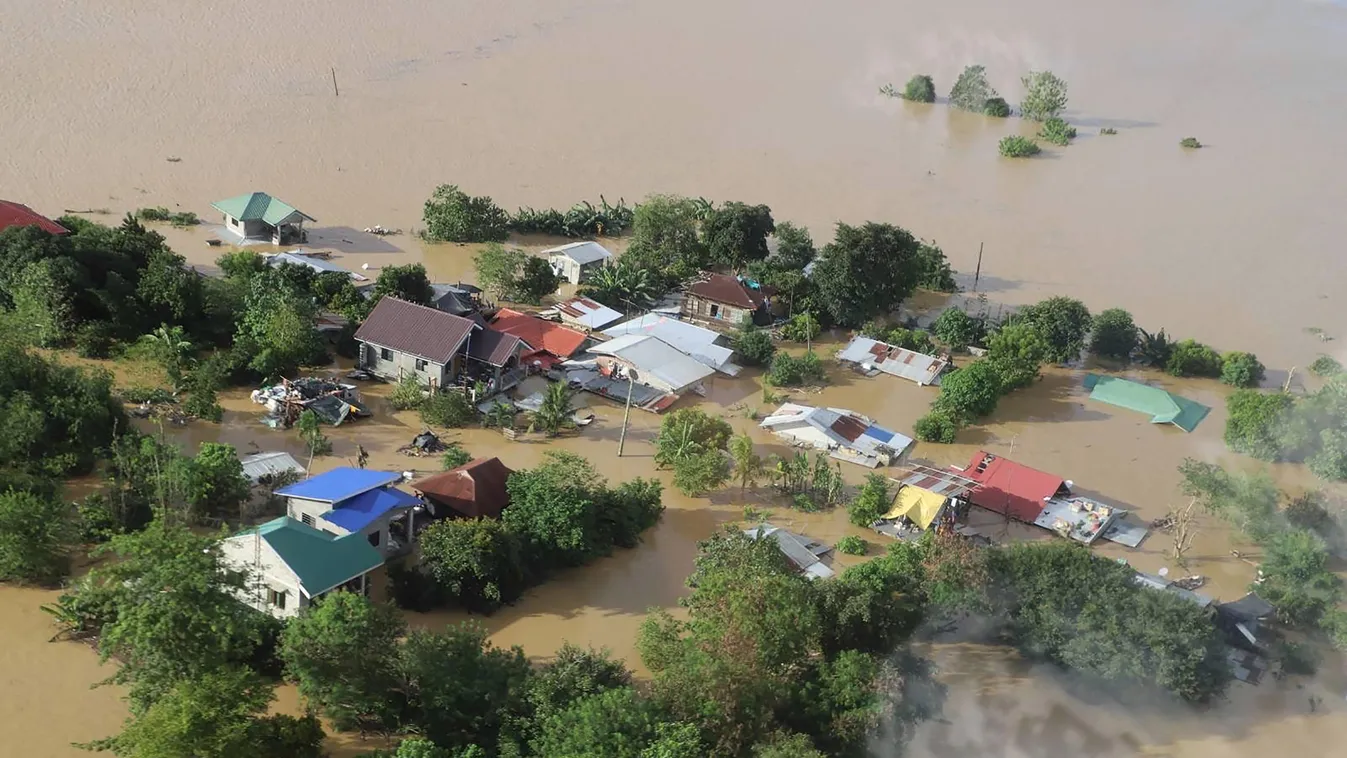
[250,516,384,597]
[466,329,524,367]
[413,457,514,519]
[0,200,69,235]
[211,192,315,225]
[1083,374,1209,432]
[240,451,306,483]
[744,524,834,579]
[543,240,612,265]
[888,463,981,499]
[276,467,401,504]
[687,273,769,309]
[319,487,421,532]
[962,451,1068,524]
[837,337,947,386]
[354,297,478,365]
[602,314,738,374]
[555,297,623,329]
[761,403,913,465]
[588,334,715,392]
[267,252,367,282]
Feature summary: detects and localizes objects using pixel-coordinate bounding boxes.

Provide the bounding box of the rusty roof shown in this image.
[466,328,524,367]
[687,273,771,309]
[353,296,477,364]
[0,200,69,235]
[412,457,514,519]
[829,413,869,442]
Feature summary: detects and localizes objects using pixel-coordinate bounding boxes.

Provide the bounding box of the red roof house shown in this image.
[960,451,1070,524]
[0,201,69,235]
[490,308,588,369]
[411,457,514,520]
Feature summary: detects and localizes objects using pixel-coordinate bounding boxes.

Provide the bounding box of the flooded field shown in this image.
[5,0,1347,754]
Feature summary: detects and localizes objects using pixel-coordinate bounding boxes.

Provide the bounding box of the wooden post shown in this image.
[972,242,984,292]
[617,371,634,457]
[331,67,339,97]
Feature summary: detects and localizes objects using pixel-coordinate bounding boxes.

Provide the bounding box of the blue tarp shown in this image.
[862,425,895,444]
[277,468,401,504]
[320,487,421,532]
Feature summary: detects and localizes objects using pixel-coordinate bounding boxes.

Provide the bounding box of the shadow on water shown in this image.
[305,226,405,255]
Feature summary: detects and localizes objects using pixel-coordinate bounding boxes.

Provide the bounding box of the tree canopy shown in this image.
[812,222,929,327]
[423,185,511,242]
[1015,297,1091,364]
[622,195,708,287]
[702,202,775,271]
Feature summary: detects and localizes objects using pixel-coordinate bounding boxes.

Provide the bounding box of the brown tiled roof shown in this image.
[412,457,514,519]
[354,297,477,364]
[466,328,524,367]
[0,200,69,235]
[687,273,771,309]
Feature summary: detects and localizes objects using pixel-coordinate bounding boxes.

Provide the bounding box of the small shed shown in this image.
[239,451,306,484]
[1083,374,1210,432]
[545,241,613,284]
[212,192,314,245]
[743,524,835,580]
[266,252,368,283]
[837,336,948,386]
[681,273,774,327]
[760,403,913,468]
[587,334,716,395]
[602,314,741,376]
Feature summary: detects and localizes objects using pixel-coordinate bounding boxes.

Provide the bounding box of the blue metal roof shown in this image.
[320,486,421,532]
[862,425,895,444]
[276,468,401,504]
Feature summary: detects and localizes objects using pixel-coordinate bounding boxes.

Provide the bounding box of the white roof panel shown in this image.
[543,240,613,265]
[589,334,714,392]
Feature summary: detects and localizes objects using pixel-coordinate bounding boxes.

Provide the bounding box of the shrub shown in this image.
[1166,340,1223,378]
[1224,390,1293,462]
[441,443,472,470]
[734,323,777,366]
[119,386,176,404]
[1180,137,1202,149]
[932,308,984,351]
[885,327,935,354]
[1089,308,1138,360]
[933,361,1003,423]
[914,411,959,444]
[780,312,821,343]
[422,184,510,242]
[983,97,1011,117]
[902,75,936,103]
[420,391,476,428]
[418,518,526,613]
[1308,429,1347,481]
[388,376,427,410]
[767,351,828,387]
[1019,70,1068,122]
[847,474,890,527]
[1310,355,1342,377]
[1038,117,1076,146]
[74,321,117,358]
[1018,297,1093,365]
[998,135,1040,158]
[949,65,997,112]
[1220,351,1265,388]
[1138,328,1173,368]
[835,536,868,556]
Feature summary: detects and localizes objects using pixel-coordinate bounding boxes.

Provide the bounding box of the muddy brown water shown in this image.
[5,0,1347,754]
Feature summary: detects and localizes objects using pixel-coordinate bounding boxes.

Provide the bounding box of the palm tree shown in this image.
[1137,327,1173,369]
[581,262,658,312]
[144,324,193,390]
[531,381,576,437]
[729,433,764,495]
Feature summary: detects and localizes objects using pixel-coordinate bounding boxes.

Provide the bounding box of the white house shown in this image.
[602,314,742,376]
[586,334,715,395]
[220,516,385,619]
[275,467,423,557]
[760,403,913,468]
[211,192,314,245]
[545,241,612,284]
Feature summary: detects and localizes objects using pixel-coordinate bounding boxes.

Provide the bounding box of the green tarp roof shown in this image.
[1083,374,1210,432]
[211,192,314,225]
[250,516,383,597]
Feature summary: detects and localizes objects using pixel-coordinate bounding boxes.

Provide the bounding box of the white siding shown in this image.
[360,343,451,387]
[220,534,308,620]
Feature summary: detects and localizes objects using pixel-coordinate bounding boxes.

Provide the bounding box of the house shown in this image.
[490,308,588,370]
[552,296,623,331]
[463,328,528,393]
[239,451,306,484]
[276,468,423,557]
[873,463,982,540]
[0,200,69,235]
[743,524,834,580]
[759,403,913,469]
[545,241,612,284]
[957,451,1125,545]
[411,457,514,520]
[837,336,948,386]
[587,334,716,395]
[602,314,741,376]
[1083,374,1210,432]
[429,283,484,317]
[220,516,385,619]
[354,297,480,388]
[211,192,314,245]
[266,251,368,284]
[681,273,775,327]
[1217,593,1276,653]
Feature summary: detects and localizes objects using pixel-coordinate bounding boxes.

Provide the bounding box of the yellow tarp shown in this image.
[882,486,947,530]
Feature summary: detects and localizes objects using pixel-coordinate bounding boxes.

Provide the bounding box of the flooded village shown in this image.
[5,1,1347,757]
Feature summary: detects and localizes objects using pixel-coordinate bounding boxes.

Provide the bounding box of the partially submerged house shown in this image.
[220,516,385,619]
[412,457,514,520]
[1217,593,1275,653]
[1083,374,1210,432]
[545,241,613,284]
[429,282,484,317]
[490,308,588,370]
[837,336,948,386]
[873,463,982,539]
[743,524,835,580]
[0,200,69,235]
[212,192,314,245]
[602,314,741,376]
[276,468,423,558]
[681,273,775,327]
[586,334,716,395]
[239,451,306,484]
[355,297,524,393]
[464,328,527,392]
[759,403,913,469]
[551,296,623,331]
[266,251,369,284]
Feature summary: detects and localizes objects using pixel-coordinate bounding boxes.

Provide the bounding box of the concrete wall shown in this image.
[285,496,412,558]
[359,342,453,387]
[220,534,308,620]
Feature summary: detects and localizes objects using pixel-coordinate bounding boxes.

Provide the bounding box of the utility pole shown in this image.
[331,67,340,97]
[617,371,634,457]
[972,242,984,292]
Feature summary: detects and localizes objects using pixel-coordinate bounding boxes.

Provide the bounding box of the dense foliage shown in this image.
[654,409,733,496]
[913,411,959,444]
[418,518,525,613]
[949,64,998,112]
[1015,296,1091,364]
[1037,117,1076,146]
[933,361,1004,423]
[1166,339,1223,378]
[1019,70,1069,122]
[812,222,932,327]
[984,322,1048,390]
[472,244,559,304]
[420,391,476,429]
[0,487,75,584]
[767,351,828,387]
[1220,351,1265,388]
[733,321,777,366]
[508,197,634,238]
[1089,308,1138,360]
[902,74,936,103]
[703,201,775,270]
[931,308,984,352]
[847,474,891,528]
[423,184,511,243]
[998,136,1040,158]
[372,264,434,306]
[622,194,709,288]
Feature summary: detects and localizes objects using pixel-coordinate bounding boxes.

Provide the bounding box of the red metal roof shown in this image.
[0,201,69,235]
[962,451,1068,524]
[490,308,587,360]
[687,273,770,309]
[829,414,868,442]
[412,457,514,519]
[353,297,477,365]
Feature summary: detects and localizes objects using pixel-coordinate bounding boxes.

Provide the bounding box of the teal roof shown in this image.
[211,192,314,225]
[250,516,382,596]
[1083,374,1210,433]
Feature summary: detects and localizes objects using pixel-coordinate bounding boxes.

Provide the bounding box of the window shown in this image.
[229,217,239,227]
[267,588,287,610]
[300,513,314,527]
[380,347,393,361]
[368,530,381,547]
[415,358,427,372]
[710,304,721,319]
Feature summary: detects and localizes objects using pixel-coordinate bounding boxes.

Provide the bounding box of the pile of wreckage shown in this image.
[252,377,370,428]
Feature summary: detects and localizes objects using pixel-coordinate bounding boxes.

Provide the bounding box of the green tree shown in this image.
[503,452,607,570]
[884,327,936,354]
[472,243,528,301]
[1089,308,1138,360]
[770,222,816,270]
[702,202,775,270]
[933,361,1004,423]
[388,375,427,411]
[183,354,227,422]
[654,408,733,468]
[420,391,476,428]
[1310,355,1342,377]
[183,443,250,522]
[931,308,984,351]
[373,263,433,306]
[812,222,924,326]
[835,535,867,555]
[1017,297,1092,363]
[531,377,576,436]
[215,250,267,280]
[138,324,194,390]
[730,433,765,495]
[847,474,891,528]
[1179,458,1280,541]
[913,242,958,292]
[672,450,731,497]
[440,442,472,469]
[1137,327,1174,368]
[1220,351,1265,388]
[622,194,708,286]
[526,643,633,731]
[1166,339,1223,378]
[235,270,325,379]
[515,256,561,304]
[1259,529,1342,626]
[780,312,821,343]
[578,261,662,310]
[733,321,777,366]
[913,411,960,443]
[997,135,1041,158]
[423,184,510,243]
[1038,117,1077,146]
[530,687,661,758]
[983,97,1011,117]
[279,592,407,732]
[949,64,998,112]
[418,518,526,612]
[751,733,827,758]
[767,351,828,387]
[9,258,75,346]
[296,410,333,456]
[1308,429,1347,481]
[0,487,74,584]
[1224,390,1293,461]
[1019,70,1068,122]
[902,74,936,103]
[985,322,1048,390]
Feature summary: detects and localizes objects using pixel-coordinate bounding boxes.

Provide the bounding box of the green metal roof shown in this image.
[250,516,383,596]
[1083,374,1210,433]
[211,192,315,225]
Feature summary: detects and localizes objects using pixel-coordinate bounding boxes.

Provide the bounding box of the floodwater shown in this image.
[4,0,1347,755]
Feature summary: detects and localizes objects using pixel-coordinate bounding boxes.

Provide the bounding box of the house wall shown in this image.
[549,255,580,285]
[223,215,269,240]
[285,496,413,556]
[359,343,451,387]
[682,295,752,326]
[577,258,606,284]
[220,535,308,620]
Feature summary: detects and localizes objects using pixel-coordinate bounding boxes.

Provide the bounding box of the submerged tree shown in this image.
[1019,70,1069,122]
[949,65,998,112]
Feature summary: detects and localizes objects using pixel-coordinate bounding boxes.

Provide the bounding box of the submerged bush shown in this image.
[1220,351,1266,389]
[950,64,998,112]
[835,536,868,556]
[1310,356,1341,377]
[914,411,960,444]
[1166,340,1223,378]
[1180,137,1203,149]
[1038,117,1076,146]
[998,136,1041,158]
[902,74,936,103]
[983,97,1011,118]
[420,391,476,428]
